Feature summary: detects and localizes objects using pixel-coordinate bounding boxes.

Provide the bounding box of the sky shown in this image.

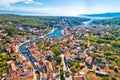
[0,0,120,16]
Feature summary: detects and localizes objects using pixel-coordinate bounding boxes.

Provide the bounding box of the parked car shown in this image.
[65,71,70,77]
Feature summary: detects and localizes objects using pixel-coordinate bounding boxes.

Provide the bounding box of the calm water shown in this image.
[19,42,30,53]
[46,28,63,38]
[81,16,113,27]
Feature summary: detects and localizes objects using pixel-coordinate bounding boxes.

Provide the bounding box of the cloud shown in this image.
[24,0,34,4]
[0,0,42,8]
[16,6,84,16]
[24,0,43,4]
[0,0,84,16]
[0,0,21,8]
[0,5,84,16]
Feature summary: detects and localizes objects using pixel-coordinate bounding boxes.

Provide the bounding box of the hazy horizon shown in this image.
[0,0,120,16]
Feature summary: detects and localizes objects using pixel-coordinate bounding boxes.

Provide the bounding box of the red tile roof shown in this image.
[5,74,11,79]
[75,76,84,80]
[27,67,33,72]
[10,72,17,78]
[21,59,28,63]
[42,73,47,78]
[48,72,53,79]
[47,62,53,70]
[17,69,24,76]
[26,75,34,80]
[86,56,92,62]
[8,61,17,73]
[34,54,45,59]
[17,76,23,80]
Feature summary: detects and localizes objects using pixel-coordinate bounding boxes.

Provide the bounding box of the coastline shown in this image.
[44,28,58,37]
[61,29,64,35]
[18,28,58,52]
[38,28,58,38]
[17,40,30,52]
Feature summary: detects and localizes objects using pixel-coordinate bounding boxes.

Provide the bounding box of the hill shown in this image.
[0,14,90,28]
[82,12,120,17]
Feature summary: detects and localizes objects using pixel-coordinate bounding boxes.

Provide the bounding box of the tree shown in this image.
[89,53,97,61]
[56,56,62,65]
[69,61,79,73]
[104,51,111,56]
[111,76,117,80]
[114,68,119,73]
[60,68,65,80]
[103,34,115,40]
[102,77,109,80]
[111,41,120,47]
[89,36,97,42]
[0,54,8,77]
[52,46,60,56]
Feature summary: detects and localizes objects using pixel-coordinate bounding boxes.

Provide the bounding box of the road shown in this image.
[60,54,72,80]
[61,54,67,71]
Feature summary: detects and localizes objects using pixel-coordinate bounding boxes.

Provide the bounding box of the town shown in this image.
[1,0,120,80]
[1,17,120,80]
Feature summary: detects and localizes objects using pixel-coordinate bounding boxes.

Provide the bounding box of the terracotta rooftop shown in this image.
[86,56,92,62]
[8,61,17,73]
[30,49,38,54]
[47,62,53,70]
[34,54,45,59]
[26,75,34,80]
[75,76,84,80]
[48,72,53,79]
[42,73,47,78]
[17,68,24,76]
[27,67,33,72]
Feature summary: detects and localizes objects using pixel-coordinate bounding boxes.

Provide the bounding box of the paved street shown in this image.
[61,54,72,80]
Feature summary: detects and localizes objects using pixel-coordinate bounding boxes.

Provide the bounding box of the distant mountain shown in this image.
[82,12,120,17]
